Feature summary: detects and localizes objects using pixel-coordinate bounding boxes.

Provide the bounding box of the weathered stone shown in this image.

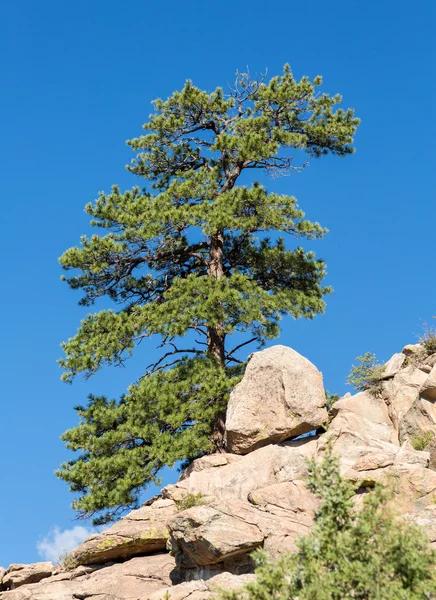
[402,343,424,356]
[329,391,397,444]
[225,346,327,454]
[420,364,436,401]
[169,491,319,570]
[147,572,255,600]
[381,353,406,379]
[1,563,53,591]
[168,503,264,568]
[0,555,175,600]
[399,397,436,445]
[70,499,177,566]
[382,365,428,429]
[163,437,318,504]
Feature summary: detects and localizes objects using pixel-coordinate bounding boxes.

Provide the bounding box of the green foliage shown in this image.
[175,492,207,511]
[56,359,241,524]
[411,431,434,451]
[419,322,436,356]
[346,352,385,395]
[324,390,340,412]
[58,551,78,571]
[58,65,359,523]
[220,448,436,600]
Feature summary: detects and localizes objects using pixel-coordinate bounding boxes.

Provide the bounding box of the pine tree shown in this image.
[57,66,359,523]
[221,448,436,600]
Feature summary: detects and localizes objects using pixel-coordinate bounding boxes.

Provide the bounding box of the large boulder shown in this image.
[168,503,264,568]
[70,498,177,566]
[225,346,328,454]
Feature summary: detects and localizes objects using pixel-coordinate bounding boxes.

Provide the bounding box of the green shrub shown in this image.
[219,448,436,600]
[419,322,436,356]
[175,493,207,511]
[411,431,434,451]
[324,390,340,412]
[346,352,385,395]
[58,551,78,571]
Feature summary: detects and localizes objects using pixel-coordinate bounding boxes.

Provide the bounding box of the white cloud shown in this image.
[37,525,92,564]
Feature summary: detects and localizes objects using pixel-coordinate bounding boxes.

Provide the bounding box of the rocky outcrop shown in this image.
[0,555,176,599]
[225,346,328,454]
[2,342,436,600]
[70,498,177,566]
[1,563,53,591]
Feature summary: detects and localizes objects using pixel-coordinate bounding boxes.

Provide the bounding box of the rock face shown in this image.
[70,498,178,566]
[1,563,53,591]
[0,555,175,599]
[225,346,328,454]
[2,343,436,600]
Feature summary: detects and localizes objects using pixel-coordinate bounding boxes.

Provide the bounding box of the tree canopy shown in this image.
[221,448,436,600]
[57,65,359,523]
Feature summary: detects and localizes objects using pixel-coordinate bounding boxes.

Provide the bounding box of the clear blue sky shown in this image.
[0,0,434,567]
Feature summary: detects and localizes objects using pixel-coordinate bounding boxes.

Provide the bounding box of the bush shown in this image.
[175,493,207,511]
[219,447,436,600]
[419,322,436,356]
[411,431,434,451]
[346,352,385,395]
[58,551,78,571]
[324,390,340,412]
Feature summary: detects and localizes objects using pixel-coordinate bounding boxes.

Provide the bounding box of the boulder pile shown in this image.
[1,344,436,599]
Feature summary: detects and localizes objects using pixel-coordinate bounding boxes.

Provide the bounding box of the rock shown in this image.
[168,503,264,568]
[427,438,436,470]
[381,353,406,378]
[163,437,318,504]
[402,343,423,356]
[179,453,243,481]
[225,346,328,454]
[329,391,397,443]
[420,365,436,401]
[382,365,428,428]
[1,563,53,591]
[399,397,436,444]
[147,572,255,600]
[0,555,175,600]
[70,498,177,566]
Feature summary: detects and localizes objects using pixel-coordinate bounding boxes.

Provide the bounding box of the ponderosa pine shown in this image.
[57,66,359,523]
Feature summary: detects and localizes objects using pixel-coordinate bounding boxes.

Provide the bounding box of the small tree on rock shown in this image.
[57,66,359,523]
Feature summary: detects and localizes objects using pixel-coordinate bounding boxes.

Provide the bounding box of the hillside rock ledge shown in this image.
[1,343,436,599]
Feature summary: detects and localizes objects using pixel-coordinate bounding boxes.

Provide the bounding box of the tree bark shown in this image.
[207,231,225,366]
[207,231,227,450]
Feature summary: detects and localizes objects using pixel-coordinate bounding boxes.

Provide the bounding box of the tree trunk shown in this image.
[208,231,226,450]
[207,231,225,365]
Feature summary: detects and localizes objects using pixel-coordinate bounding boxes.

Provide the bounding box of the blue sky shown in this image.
[0,0,434,567]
